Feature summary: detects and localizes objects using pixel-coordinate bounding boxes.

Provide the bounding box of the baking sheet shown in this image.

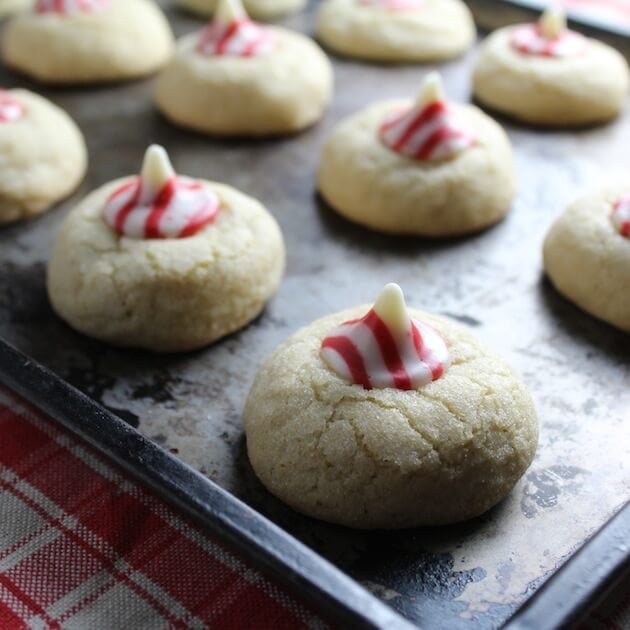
[0,2,629,628]
[468,0,630,52]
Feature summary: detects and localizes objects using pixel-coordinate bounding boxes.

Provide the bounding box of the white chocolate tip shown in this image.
[539,5,566,38]
[140,145,175,196]
[373,283,411,336]
[418,71,445,107]
[215,0,246,22]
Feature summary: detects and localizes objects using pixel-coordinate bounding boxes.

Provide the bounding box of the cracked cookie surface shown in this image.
[316,0,474,63]
[543,186,630,332]
[154,30,332,136]
[473,28,629,126]
[244,307,538,528]
[47,179,285,352]
[318,101,515,237]
[0,89,86,225]
[2,0,174,84]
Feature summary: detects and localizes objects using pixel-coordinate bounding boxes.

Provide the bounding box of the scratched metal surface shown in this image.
[0,2,629,628]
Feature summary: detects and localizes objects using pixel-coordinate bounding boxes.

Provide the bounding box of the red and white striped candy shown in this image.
[611,195,630,238]
[321,284,450,391]
[0,91,24,123]
[36,0,111,14]
[357,0,423,11]
[511,23,586,57]
[197,18,274,57]
[380,100,476,162]
[103,146,220,240]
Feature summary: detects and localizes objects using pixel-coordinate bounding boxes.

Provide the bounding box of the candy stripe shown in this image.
[197,18,275,58]
[112,182,142,236]
[391,102,446,152]
[36,0,110,14]
[510,24,586,57]
[215,20,243,55]
[321,337,372,389]
[103,177,219,240]
[321,309,449,390]
[0,91,24,123]
[418,127,463,161]
[611,195,630,238]
[363,311,412,390]
[380,101,475,162]
[144,180,177,239]
[178,207,217,238]
[411,323,443,380]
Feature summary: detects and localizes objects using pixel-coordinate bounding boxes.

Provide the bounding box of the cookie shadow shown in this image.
[470,96,620,135]
[538,275,630,363]
[314,191,501,257]
[232,431,509,580]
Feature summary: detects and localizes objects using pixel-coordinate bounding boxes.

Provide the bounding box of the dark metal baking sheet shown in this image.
[0,338,414,630]
[1,339,629,630]
[467,0,630,46]
[0,1,629,628]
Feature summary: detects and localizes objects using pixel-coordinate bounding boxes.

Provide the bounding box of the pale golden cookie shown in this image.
[154,3,332,137]
[473,9,629,126]
[48,146,285,352]
[175,0,306,20]
[0,89,87,225]
[2,0,174,84]
[245,285,538,529]
[543,187,630,332]
[316,0,475,63]
[0,0,31,17]
[318,75,516,237]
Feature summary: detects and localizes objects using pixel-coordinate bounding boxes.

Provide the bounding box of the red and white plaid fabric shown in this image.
[0,382,628,629]
[0,385,328,629]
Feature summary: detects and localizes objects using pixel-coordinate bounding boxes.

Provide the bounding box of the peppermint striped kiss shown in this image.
[612,195,630,238]
[321,283,450,391]
[103,145,220,240]
[380,72,476,162]
[197,0,275,57]
[36,0,111,14]
[511,7,586,57]
[0,91,23,123]
[357,0,423,11]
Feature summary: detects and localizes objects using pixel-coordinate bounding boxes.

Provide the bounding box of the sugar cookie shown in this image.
[154,0,332,136]
[0,88,87,225]
[175,0,306,20]
[318,72,516,236]
[2,0,174,84]
[0,0,31,17]
[245,283,538,529]
[316,0,475,63]
[543,187,630,332]
[473,7,630,126]
[48,145,285,352]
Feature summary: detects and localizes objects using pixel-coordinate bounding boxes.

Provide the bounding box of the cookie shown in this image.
[473,7,630,126]
[0,0,31,16]
[2,0,174,84]
[318,72,516,236]
[0,88,87,225]
[543,187,630,332]
[48,145,286,352]
[316,0,475,63]
[154,0,332,136]
[245,283,538,528]
[175,0,306,20]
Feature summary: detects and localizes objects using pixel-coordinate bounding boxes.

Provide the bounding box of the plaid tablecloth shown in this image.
[0,385,327,629]
[0,382,628,629]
